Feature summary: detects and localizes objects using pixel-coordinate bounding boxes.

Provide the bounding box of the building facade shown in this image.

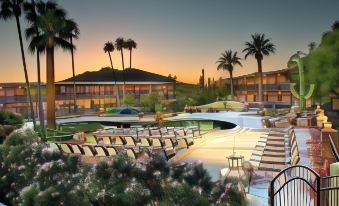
[216,68,301,105]
[0,68,176,117]
[0,82,46,117]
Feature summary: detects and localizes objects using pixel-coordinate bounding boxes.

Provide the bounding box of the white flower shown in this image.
[18,165,26,171]
[153,170,161,177]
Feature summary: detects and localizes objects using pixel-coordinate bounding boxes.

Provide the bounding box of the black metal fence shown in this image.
[270,165,339,206]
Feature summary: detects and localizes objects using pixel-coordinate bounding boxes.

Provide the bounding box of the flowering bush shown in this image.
[0,129,248,205]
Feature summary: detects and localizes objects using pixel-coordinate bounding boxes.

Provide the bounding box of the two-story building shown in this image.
[55,67,176,109]
[0,82,46,117]
[216,68,299,105]
[0,68,176,117]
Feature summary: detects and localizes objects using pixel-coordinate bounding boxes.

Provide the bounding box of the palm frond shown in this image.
[28,34,46,54]
[115,37,126,50]
[25,25,37,40]
[54,37,74,51]
[0,1,13,20]
[103,41,114,53]
[242,33,275,60]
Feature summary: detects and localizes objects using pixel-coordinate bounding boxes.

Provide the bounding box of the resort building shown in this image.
[0,68,176,117]
[216,68,306,106]
[55,68,176,109]
[0,82,45,117]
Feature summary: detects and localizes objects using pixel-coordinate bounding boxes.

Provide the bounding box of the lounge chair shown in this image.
[58,143,73,154]
[94,146,109,157]
[82,145,96,156]
[125,148,138,159]
[124,135,136,146]
[106,146,118,156]
[151,138,164,148]
[111,136,126,145]
[139,137,152,147]
[70,144,84,155]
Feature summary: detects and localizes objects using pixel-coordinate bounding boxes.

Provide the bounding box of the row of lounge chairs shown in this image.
[53,126,200,161]
[98,126,201,139]
[54,142,176,161]
[249,127,300,172]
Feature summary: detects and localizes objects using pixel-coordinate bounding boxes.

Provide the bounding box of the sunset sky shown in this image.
[0,0,338,84]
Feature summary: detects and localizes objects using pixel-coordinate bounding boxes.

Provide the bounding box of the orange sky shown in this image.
[0,0,337,84]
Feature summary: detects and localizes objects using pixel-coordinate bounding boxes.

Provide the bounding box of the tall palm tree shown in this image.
[103,41,120,106]
[126,38,137,69]
[64,19,79,113]
[29,1,72,129]
[216,50,242,98]
[24,0,47,137]
[243,33,276,102]
[115,37,127,99]
[0,0,36,128]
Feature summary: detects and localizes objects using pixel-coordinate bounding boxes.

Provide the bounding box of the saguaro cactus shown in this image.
[290,56,315,110]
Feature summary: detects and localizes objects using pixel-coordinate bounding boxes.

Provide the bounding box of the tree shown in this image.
[24,0,46,136]
[126,38,137,69]
[115,37,127,100]
[29,1,72,129]
[0,0,36,128]
[216,50,242,98]
[103,41,120,106]
[243,33,276,102]
[64,18,80,113]
[123,94,135,107]
[308,42,317,53]
[305,21,339,98]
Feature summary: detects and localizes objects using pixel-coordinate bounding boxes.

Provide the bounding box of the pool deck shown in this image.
[172,127,315,206]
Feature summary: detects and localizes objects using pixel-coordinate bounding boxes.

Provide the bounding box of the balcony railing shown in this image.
[235,83,291,91]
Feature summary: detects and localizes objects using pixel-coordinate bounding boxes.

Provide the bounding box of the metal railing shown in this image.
[270,165,339,206]
[235,83,291,91]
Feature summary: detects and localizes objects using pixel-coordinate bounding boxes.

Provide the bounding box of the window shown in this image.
[60,86,66,93]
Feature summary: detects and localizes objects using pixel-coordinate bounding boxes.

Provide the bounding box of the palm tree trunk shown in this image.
[108,52,120,107]
[15,15,36,129]
[121,50,126,102]
[129,49,132,69]
[36,51,46,138]
[229,70,234,98]
[257,59,263,102]
[70,36,77,113]
[46,39,56,129]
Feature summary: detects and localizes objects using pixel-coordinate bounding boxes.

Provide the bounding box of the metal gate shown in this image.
[270,165,339,206]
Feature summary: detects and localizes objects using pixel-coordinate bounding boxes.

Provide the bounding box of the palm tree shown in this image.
[24,0,48,137]
[126,38,137,69]
[64,19,80,113]
[243,33,276,102]
[103,41,120,106]
[0,0,36,128]
[216,50,242,98]
[29,1,72,129]
[115,37,127,99]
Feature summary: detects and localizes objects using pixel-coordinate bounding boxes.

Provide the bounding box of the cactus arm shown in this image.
[304,84,315,99]
[290,83,300,99]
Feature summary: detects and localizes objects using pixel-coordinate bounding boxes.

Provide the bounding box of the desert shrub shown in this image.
[0,110,23,125]
[0,131,248,205]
